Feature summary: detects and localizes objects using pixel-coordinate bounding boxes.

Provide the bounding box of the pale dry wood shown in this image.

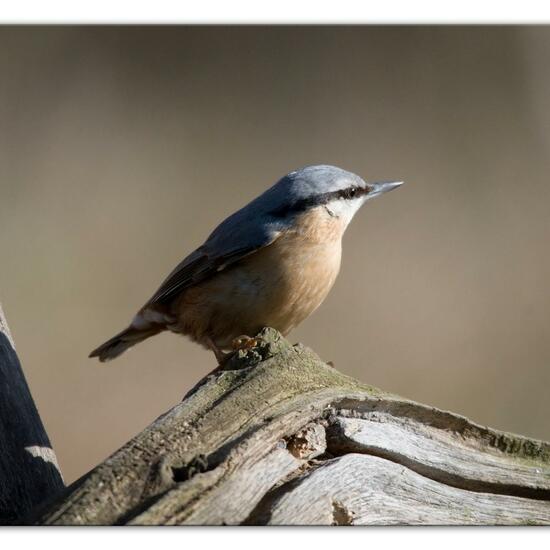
[0,305,64,524]
[327,415,550,496]
[34,328,550,526]
[262,454,550,526]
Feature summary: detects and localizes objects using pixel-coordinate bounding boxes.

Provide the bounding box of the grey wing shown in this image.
[146,216,283,305]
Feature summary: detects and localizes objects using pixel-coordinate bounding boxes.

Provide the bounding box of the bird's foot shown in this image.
[205,335,231,368]
[225,331,283,370]
[209,329,285,373]
[231,335,260,352]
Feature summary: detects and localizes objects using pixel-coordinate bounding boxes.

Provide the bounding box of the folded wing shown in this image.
[147,213,284,305]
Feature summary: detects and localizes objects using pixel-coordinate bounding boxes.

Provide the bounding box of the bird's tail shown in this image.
[89,325,162,362]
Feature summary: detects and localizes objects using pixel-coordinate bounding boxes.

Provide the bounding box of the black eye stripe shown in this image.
[337,185,371,201]
[269,185,370,218]
[338,186,361,200]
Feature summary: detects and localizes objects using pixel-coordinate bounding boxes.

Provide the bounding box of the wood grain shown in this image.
[33,328,550,525]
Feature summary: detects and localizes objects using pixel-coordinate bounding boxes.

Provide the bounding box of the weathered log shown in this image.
[35,328,550,526]
[0,305,64,524]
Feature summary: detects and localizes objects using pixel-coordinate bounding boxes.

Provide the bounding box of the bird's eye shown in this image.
[337,186,360,201]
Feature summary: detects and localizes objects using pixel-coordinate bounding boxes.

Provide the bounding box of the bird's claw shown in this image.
[232,335,260,352]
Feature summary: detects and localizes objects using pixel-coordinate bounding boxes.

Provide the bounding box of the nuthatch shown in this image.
[90,165,403,364]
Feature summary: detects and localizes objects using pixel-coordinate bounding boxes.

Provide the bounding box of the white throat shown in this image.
[324,197,365,227]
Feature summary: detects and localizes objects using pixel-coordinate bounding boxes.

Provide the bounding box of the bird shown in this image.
[89,165,403,364]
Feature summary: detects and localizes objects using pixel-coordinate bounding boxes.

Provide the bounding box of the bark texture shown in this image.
[0,305,64,524]
[34,328,550,525]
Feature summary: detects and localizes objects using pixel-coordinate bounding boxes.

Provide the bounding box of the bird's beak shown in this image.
[369,180,404,197]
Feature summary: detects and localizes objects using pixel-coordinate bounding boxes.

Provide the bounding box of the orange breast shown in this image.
[174,207,345,349]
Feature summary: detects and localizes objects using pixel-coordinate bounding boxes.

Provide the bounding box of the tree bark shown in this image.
[34,328,550,526]
[0,305,64,524]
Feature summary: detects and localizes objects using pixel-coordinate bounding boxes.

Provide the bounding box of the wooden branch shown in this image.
[35,328,550,526]
[0,305,64,524]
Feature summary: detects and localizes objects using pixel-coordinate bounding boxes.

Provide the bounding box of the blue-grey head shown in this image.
[205,165,403,250]
[258,164,403,228]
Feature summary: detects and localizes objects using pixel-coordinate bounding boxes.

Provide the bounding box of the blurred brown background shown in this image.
[1,26,549,483]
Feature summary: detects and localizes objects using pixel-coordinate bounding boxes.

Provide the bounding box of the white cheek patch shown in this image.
[326,197,364,226]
